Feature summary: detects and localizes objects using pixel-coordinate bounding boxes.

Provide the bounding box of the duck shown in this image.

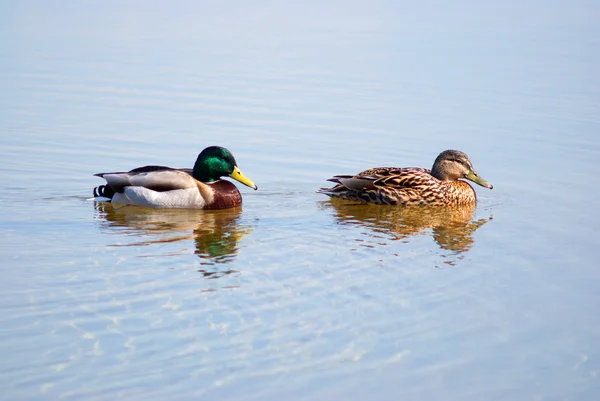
[93,146,257,209]
[317,149,492,206]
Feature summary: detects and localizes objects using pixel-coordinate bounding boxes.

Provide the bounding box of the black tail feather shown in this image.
[93,185,116,199]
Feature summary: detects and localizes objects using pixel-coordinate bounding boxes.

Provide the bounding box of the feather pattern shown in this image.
[318,150,492,206]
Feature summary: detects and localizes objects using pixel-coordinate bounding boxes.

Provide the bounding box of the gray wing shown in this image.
[97,168,197,193]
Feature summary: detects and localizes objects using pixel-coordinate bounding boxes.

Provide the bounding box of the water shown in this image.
[1,1,599,400]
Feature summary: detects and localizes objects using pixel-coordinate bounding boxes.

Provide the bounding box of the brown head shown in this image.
[430,150,493,189]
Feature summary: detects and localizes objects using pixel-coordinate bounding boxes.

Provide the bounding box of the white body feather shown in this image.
[101,170,210,209]
[112,187,207,208]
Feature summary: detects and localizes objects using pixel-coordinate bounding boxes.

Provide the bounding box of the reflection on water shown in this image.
[93,202,252,274]
[323,200,491,256]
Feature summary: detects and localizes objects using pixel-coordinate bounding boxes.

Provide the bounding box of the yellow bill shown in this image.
[466,170,493,189]
[230,166,258,190]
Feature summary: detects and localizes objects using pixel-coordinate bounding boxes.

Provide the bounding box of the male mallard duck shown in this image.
[318,150,492,206]
[93,146,257,209]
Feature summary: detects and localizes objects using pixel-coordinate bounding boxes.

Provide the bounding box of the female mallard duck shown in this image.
[93,146,257,209]
[318,149,492,206]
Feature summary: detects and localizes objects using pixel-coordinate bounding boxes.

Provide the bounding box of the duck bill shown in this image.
[466,171,493,189]
[230,166,258,190]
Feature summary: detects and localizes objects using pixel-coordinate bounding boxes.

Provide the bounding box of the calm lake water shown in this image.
[2,1,599,400]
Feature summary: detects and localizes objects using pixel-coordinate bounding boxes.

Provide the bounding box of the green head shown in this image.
[431,149,493,189]
[193,146,257,189]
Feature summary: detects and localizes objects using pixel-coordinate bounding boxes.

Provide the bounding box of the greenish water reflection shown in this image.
[93,202,252,271]
[323,200,491,253]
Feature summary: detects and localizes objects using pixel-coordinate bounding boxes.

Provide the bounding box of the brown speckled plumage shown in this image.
[318,150,492,206]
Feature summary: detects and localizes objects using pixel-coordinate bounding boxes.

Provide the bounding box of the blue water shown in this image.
[1,1,599,400]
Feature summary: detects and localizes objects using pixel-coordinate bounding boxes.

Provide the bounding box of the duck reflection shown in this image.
[93,202,252,274]
[322,200,490,253]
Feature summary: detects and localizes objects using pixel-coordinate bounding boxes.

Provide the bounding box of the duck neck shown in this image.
[193,155,231,183]
[193,162,217,183]
[430,164,447,181]
[430,160,457,181]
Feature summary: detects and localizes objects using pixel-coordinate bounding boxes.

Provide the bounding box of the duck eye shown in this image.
[458,160,471,169]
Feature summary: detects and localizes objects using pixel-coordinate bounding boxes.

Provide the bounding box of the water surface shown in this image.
[1,1,599,400]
